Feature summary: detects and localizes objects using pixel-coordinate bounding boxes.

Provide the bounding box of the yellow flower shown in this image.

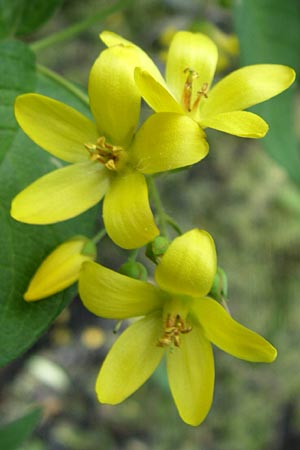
[79,229,276,426]
[101,30,295,139]
[25,236,96,301]
[11,45,208,249]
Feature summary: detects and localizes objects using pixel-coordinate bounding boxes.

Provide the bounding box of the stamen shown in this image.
[157,313,192,348]
[191,82,209,112]
[182,68,199,112]
[84,136,123,171]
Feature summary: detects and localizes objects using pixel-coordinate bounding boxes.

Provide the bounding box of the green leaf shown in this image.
[0,40,98,367]
[233,0,300,184]
[0,408,41,450]
[0,0,62,38]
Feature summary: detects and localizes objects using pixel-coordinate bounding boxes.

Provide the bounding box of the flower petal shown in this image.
[192,297,277,362]
[89,46,141,147]
[200,64,296,117]
[100,30,166,86]
[103,171,159,249]
[11,161,109,224]
[79,260,165,319]
[134,68,184,113]
[130,113,208,174]
[166,31,218,104]
[25,237,94,301]
[15,94,98,163]
[96,312,164,404]
[167,323,214,426]
[155,229,217,297]
[200,111,269,138]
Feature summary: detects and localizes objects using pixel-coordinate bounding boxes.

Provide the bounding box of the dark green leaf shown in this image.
[0,0,62,38]
[0,408,41,450]
[0,41,98,367]
[233,0,300,184]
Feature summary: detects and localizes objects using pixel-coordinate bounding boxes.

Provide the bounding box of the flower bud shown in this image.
[146,236,170,263]
[24,236,96,302]
[209,267,228,303]
[119,261,148,281]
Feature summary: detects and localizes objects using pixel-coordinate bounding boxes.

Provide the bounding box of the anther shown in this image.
[157,313,192,348]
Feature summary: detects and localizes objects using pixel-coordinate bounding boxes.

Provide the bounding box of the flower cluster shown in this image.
[11,30,295,425]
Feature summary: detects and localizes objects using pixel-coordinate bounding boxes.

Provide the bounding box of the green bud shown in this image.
[119,261,148,281]
[209,267,228,303]
[146,236,170,263]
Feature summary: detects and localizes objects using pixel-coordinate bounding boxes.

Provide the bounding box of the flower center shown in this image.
[157,313,192,348]
[85,136,126,171]
[181,67,208,113]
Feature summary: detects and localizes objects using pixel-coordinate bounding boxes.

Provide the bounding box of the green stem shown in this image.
[147,176,168,237]
[36,64,89,106]
[30,0,135,52]
[92,228,107,244]
[127,249,139,262]
[164,214,183,235]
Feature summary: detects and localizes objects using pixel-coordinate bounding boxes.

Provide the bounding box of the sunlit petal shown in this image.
[79,261,165,319]
[200,64,296,117]
[130,113,208,174]
[89,46,141,147]
[166,31,218,104]
[97,312,164,404]
[134,68,183,113]
[200,111,269,138]
[192,297,277,362]
[100,30,166,86]
[11,161,109,224]
[167,323,214,426]
[155,229,217,297]
[103,170,159,249]
[15,94,97,163]
[25,237,94,301]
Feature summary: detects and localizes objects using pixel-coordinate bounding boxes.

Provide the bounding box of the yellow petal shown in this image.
[167,323,214,426]
[96,312,164,404]
[130,113,208,174]
[192,297,277,362]
[79,261,164,319]
[89,46,141,147]
[166,31,218,104]
[103,171,159,249]
[155,229,217,297]
[11,161,109,224]
[134,68,184,113]
[200,111,269,138]
[200,64,296,117]
[25,237,95,301]
[15,94,98,163]
[100,30,166,86]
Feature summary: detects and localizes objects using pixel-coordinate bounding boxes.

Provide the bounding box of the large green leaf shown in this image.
[0,0,62,38]
[0,41,98,367]
[233,0,300,184]
[0,408,41,450]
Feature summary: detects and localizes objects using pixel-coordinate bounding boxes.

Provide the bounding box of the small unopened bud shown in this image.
[24,236,96,302]
[119,261,148,281]
[209,267,228,303]
[146,236,170,263]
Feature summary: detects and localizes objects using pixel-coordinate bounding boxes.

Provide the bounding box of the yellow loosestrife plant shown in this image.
[10,28,296,426]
